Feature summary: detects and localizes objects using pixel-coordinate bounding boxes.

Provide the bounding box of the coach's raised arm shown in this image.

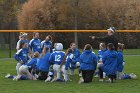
[90,27,118,51]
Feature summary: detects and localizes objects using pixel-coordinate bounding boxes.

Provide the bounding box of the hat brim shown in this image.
[107,28,115,32]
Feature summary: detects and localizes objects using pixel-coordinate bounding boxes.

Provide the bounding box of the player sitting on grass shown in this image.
[14,52,40,80]
[100,43,118,83]
[78,44,97,84]
[49,43,65,82]
[96,43,107,81]
[14,42,30,76]
[60,48,75,82]
[117,43,125,79]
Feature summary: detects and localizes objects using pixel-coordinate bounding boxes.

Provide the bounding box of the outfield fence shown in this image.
[0,30,140,58]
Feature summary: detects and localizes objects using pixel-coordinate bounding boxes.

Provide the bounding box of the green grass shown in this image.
[0,49,140,58]
[123,49,140,55]
[0,55,140,93]
[0,49,16,58]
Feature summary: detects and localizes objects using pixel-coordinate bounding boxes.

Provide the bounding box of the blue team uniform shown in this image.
[29,38,41,53]
[20,40,29,46]
[25,58,39,69]
[64,53,75,70]
[38,53,51,72]
[16,39,29,50]
[14,48,29,64]
[97,49,106,62]
[117,51,124,72]
[41,40,52,53]
[80,50,97,70]
[102,50,118,75]
[70,48,81,69]
[49,51,65,65]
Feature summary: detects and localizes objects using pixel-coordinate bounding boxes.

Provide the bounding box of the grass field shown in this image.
[0,50,140,93]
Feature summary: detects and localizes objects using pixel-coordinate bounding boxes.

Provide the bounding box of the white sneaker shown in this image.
[34,74,39,78]
[79,73,82,77]
[78,77,84,84]
[106,78,113,83]
[5,73,10,78]
[94,74,99,78]
[45,76,51,82]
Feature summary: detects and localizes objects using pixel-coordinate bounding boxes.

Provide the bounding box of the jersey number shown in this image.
[55,55,61,62]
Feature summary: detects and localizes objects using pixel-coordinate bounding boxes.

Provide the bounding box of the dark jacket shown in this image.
[95,35,118,51]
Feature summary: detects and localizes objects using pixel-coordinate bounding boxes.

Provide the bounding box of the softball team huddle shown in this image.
[7,32,126,84]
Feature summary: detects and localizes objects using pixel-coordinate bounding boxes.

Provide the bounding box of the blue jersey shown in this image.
[41,40,52,53]
[97,49,106,62]
[69,48,81,69]
[16,39,29,50]
[25,58,39,69]
[80,50,97,70]
[117,51,124,72]
[65,53,74,70]
[49,51,65,65]
[72,48,81,62]
[14,48,29,64]
[38,53,51,72]
[29,38,41,53]
[102,50,118,75]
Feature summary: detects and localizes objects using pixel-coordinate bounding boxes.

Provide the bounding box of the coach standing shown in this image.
[90,27,118,51]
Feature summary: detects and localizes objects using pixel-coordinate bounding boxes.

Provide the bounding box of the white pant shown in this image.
[16,63,22,75]
[53,64,61,79]
[18,65,33,80]
[19,65,29,74]
[61,65,68,81]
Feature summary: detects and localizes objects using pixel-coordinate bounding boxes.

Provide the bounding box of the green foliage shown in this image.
[0,0,19,29]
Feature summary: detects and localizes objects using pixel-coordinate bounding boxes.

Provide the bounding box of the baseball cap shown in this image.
[107,27,116,32]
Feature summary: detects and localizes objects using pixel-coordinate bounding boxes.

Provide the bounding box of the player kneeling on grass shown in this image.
[37,46,51,80]
[79,44,97,84]
[69,43,81,75]
[14,42,30,76]
[100,43,118,83]
[117,43,125,79]
[15,52,40,80]
[49,43,65,82]
[95,43,107,80]
[60,48,75,82]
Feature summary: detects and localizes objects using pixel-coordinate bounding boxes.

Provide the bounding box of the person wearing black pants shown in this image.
[81,70,95,83]
[38,71,48,80]
[99,67,103,80]
[79,44,97,84]
[100,43,118,83]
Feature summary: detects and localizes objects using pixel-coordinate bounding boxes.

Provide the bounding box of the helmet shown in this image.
[55,43,63,51]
